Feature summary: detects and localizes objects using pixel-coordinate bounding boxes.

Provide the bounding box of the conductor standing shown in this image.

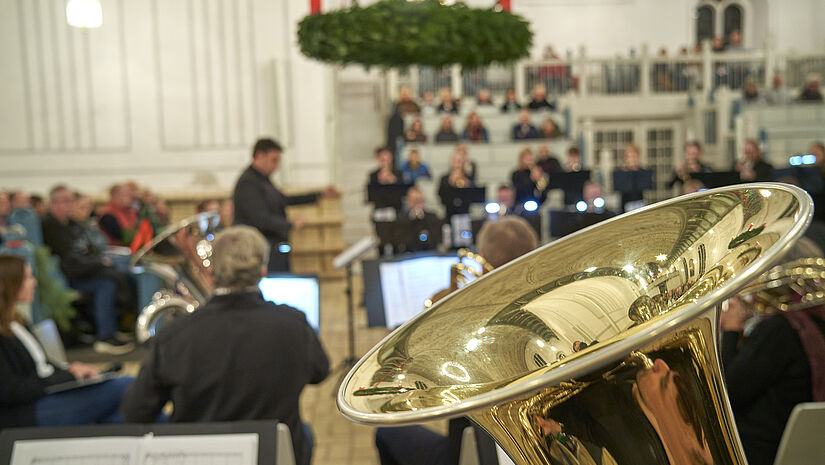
[232,138,336,272]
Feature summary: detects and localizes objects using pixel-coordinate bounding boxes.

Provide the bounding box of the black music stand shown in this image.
[549,210,617,238]
[0,421,279,465]
[367,183,414,210]
[691,171,740,189]
[612,169,654,193]
[548,170,591,205]
[439,186,486,217]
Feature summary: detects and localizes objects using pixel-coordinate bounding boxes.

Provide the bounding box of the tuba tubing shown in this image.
[338,183,813,465]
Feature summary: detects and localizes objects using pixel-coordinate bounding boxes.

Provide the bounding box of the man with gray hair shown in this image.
[123,226,329,465]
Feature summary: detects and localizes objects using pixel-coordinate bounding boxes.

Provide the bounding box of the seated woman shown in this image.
[476,88,493,106]
[511,147,548,206]
[98,184,138,246]
[434,115,459,144]
[0,255,132,428]
[401,149,431,183]
[404,118,427,143]
[461,112,489,143]
[540,117,561,139]
[436,87,460,114]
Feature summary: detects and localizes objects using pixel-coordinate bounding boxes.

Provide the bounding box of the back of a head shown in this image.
[252,138,282,158]
[211,226,270,291]
[477,217,539,268]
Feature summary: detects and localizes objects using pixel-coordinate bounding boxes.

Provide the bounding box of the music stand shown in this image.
[331,237,378,395]
[548,170,591,205]
[439,186,486,217]
[773,166,824,194]
[691,171,740,189]
[612,169,654,193]
[367,183,413,210]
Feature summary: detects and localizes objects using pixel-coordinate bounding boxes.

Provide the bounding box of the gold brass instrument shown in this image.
[132,212,220,343]
[338,184,813,465]
[426,249,495,308]
[737,257,825,313]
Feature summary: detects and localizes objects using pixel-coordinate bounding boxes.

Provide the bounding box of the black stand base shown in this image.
[331,264,359,398]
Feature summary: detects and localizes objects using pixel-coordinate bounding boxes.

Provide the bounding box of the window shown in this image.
[723,4,743,43]
[594,130,634,167]
[696,5,715,44]
[646,128,675,202]
[695,1,745,46]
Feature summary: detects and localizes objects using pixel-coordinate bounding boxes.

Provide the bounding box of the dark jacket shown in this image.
[511,169,547,205]
[41,214,108,280]
[0,332,74,428]
[722,313,825,465]
[527,99,555,111]
[511,123,539,140]
[122,291,329,465]
[500,100,522,113]
[232,166,319,245]
[434,131,459,144]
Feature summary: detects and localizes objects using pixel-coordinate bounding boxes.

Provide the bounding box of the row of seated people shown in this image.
[401,109,563,144]
[395,84,556,117]
[0,225,327,465]
[741,73,824,105]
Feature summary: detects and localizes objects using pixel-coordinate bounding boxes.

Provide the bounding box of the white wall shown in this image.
[0,0,332,197]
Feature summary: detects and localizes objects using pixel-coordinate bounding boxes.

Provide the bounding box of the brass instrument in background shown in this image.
[338,184,812,465]
[426,249,495,308]
[132,212,220,343]
[738,257,825,313]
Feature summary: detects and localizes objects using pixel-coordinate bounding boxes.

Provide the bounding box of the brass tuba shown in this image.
[132,212,220,343]
[737,257,825,313]
[338,184,812,465]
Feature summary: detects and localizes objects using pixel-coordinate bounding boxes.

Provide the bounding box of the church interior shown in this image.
[1,1,825,464]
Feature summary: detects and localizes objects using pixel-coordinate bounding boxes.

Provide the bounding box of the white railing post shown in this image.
[763,40,776,88]
[410,65,420,97]
[577,45,588,98]
[514,61,526,102]
[640,43,651,96]
[388,69,399,102]
[701,40,713,102]
[451,64,462,98]
[582,117,595,169]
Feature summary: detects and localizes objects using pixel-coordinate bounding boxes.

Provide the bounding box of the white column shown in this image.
[640,44,651,96]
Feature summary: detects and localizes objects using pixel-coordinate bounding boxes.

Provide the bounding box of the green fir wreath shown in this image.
[297,0,533,69]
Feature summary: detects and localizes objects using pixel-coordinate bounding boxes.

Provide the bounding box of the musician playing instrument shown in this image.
[438,150,477,220]
[720,251,825,465]
[375,217,538,465]
[511,147,549,207]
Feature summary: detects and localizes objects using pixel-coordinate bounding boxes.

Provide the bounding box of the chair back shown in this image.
[774,402,825,465]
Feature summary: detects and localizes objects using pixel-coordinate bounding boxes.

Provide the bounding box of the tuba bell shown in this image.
[132,212,220,343]
[338,183,813,465]
[737,257,825,314]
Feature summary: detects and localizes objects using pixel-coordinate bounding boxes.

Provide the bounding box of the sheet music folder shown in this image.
[367,183,413,209]
[0,421,277,465]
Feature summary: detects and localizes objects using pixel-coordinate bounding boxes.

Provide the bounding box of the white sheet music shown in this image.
[380,256,454,328]
[11,434,258,465]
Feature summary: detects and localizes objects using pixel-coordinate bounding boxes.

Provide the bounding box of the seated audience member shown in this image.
[395,85,421,115]
[72,194,108,253]
[511,147,548,206]
[375,217,537,465]
[368,147,404,186]
[9,191,31,210]
[476,88,493,106]
[401,149,431,183]
[41,185,133,354]
[565,146,582,172]
[527,84,555,111]
[511,109,539,140]
[0,255,133,428]
[764,73,790,105]
[670,140,713,187]
[395,187,441,253]
[30,195,47,219]
[540,117,561,139]
[734,139,773,182]
[438,151,476,219]
[404,118,427,143]
[98,184,138,247]
[618,143,645,210]
[0,192,9,243]
[437,87,460,114]
[434,115,459,143]
[742,78,762,104]
[197,199,220,214]
[420,91,436,111]
[721,270,825,465]
[727,29,745,51]
[500,88,522,113]
[461,112,489,143]
[536,144,561,173]
[122,226,328,465]
[799,74,823,102]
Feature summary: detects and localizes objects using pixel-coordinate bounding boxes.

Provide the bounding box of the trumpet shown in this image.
[338,183,812,465]
[426,249,495,308]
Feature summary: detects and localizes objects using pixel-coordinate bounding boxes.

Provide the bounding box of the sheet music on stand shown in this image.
[379,256,454,328]
[11,433,258,465]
